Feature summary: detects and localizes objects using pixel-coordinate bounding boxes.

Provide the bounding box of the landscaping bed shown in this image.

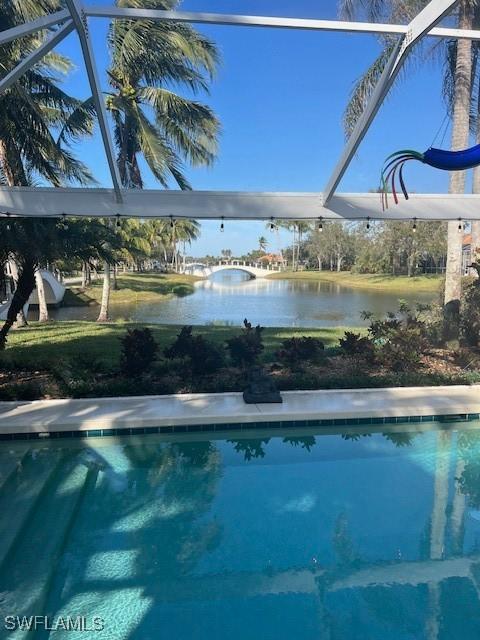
[3,309,480,400]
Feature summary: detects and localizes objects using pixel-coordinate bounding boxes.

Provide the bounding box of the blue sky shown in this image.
[55,0,454,255]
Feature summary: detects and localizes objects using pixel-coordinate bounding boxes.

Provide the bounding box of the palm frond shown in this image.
[57,96,96,145]
[139,86,219,165]
[344,41,397,139]
[136,106,191,189]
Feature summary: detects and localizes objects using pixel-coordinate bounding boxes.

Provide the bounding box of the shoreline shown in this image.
[267,270,442,294]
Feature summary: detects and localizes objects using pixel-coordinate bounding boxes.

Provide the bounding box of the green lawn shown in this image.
[5,321,358,372]
[268,270,443,294]
[65,272,200,307]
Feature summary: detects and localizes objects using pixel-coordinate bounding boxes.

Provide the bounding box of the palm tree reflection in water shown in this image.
[27,428,480,638]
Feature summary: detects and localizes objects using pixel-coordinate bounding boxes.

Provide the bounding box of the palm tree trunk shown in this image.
[0,140,19,187]
[292,227,297,271]
[81,261,88,289]
[34,268,49,322]
[8,257,27,328]
[97,261,111,322]
[470,221,480,270]
[430,430,451,561]
[0,258,36,349]
[444,3,473,340]
[112,264,118,290]
[472,123,480,270]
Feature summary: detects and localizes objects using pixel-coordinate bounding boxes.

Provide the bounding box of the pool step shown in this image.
[37,467,100,637]
[0,449,30,492]
[0,460,91,639]
[0,450,65,570]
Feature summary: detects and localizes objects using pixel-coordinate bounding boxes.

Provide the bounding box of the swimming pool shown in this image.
[1,422,480,639]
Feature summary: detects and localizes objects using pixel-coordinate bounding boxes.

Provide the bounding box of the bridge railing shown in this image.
[215,260,284,272]
[181,260,287,273]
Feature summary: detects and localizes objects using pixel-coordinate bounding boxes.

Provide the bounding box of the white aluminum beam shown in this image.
[0,21,74,95]
[323,0,460,204]
[0,187,478,221]
[86,7,409,34]
[65,0,123,203]
[0,9,70,47]
[86,6,480,42]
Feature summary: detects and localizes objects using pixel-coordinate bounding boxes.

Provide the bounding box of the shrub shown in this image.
[120,328,158,376]
[171,284,193,297]
[164,326,225,375]
[416,302,444,346]
[226,319,264,368]
[68,376,178,398]
[276,337,324,368]
[377,324,427,371]
[0,381,43,401]
[338,331,375,360]
[367,304,429,371]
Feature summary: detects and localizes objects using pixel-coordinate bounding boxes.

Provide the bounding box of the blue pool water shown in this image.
[1,424,480,639]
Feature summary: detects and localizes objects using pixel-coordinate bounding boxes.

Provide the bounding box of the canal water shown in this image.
[51,270,436,328]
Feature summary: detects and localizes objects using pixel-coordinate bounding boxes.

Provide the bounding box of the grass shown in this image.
[65,272,200,307]
[268,270,443,294]
[3,321,358,372]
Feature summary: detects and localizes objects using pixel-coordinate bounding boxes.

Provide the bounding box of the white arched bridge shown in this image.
[181,260,284,279]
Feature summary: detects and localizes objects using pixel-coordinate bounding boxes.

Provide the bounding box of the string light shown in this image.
[318,217,323,232]
[458,217,463,233]
[366,216,371,231]
[412,217,417,233]
[220,216,224,232]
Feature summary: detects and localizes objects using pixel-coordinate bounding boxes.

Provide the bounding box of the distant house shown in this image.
[258,253,285,266]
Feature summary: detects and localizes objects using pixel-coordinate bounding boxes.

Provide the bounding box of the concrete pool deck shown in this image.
[1,385,480,437]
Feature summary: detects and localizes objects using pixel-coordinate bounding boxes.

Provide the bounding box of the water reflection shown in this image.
[2,426,480,639]
[49,270,436,327]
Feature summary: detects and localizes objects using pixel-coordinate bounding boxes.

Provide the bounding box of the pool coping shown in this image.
[1,384,480,440]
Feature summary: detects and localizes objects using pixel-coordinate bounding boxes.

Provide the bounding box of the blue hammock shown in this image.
[380,144,480,208]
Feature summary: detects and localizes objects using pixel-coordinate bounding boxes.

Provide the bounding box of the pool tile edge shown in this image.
[1,385,480,440]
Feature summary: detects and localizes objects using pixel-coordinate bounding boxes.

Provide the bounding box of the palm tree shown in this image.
[270,221,295,268]
[34,268,49,323]
[0,1,95,333]
[173,219,201,270]
[443,2,475,339]
[339,0,480,339]
[275,221,311,271]
[97,253,112,323]
[7,257,27,328]
[258,236,268,253]
[221,249,232,260]
[0,219,116,347]
[88,1,219,318]
[0,3,94,188]
[106,0,220,189]
[117,219,154,272]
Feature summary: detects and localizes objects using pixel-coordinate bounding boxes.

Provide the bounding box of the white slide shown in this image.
[0,270,65,320]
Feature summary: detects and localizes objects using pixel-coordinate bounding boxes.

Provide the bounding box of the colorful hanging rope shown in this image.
[380,143,480,209]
